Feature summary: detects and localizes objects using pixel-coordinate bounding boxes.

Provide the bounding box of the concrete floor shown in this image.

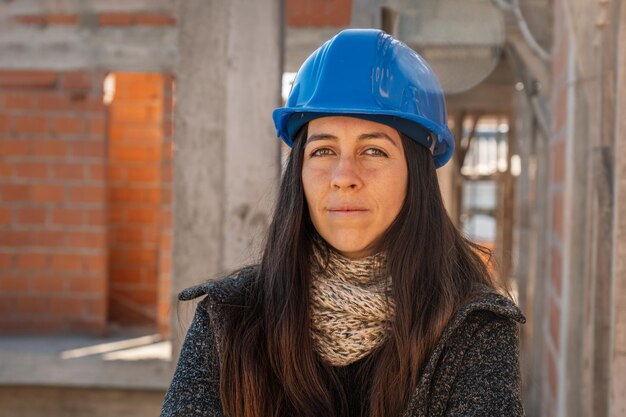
[0,386,165,417]
[0,332,175,416]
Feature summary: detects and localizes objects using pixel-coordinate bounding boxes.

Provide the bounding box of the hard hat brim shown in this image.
[272,106,455,169]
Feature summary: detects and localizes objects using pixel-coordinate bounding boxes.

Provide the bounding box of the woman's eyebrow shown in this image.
[306,133,337,143]
[358,132,400,148]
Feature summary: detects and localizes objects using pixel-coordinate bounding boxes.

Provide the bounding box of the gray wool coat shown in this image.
[160,267,527,417]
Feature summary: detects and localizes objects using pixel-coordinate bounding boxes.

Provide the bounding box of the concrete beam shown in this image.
[0,0,175,17]
[0,26,176,71]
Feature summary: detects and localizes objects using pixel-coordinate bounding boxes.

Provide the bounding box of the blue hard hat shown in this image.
[272,28,455,169]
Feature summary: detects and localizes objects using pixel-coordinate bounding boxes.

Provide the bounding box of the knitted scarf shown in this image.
[309,245,395,366]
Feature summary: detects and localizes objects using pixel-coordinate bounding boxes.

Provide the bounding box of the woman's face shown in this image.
[302,116,408,259]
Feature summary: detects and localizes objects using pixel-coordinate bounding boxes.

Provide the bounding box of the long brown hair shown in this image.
[219,125,501,417]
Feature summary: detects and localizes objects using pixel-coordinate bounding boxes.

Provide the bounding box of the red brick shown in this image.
[51,208,84,225]
[14,162,49,179]
[0,114,10,133]
[53,116,86,135]
[29,318,64,334]
[88,117,106,135]
[16,252,48,270]
[68,276,105,294]
[112,226,143,244]
[108,206,124,222]
[0,275,29,291]
[551,246,562,296]
[126,166,159,182]
[29,274,65,292]
[0,207,11,225]
[163,118,173,138]
[50,296,83,315]
[61,71,92,90]
[549,297,560,352]
[547,349,558,401]
[72,96,106,113]
[0,252,14,269]
[0,297,14,315]
[111,187,160,203]
[110,104,155,124]
[159,255,171,275]
[32,139,67,157]
[127,207,159,224]
[110,248,157,266]
[66,231,107,249]
[143,226,159,244]
[15,15,47,25]
[111,287,156,305]
[0,230,31,247]
[0,140,29,157]
[37,93,70,111]
[68,319,107,335]
[160,232,172,251]
[88,163,106,181]
[31,184,65,202]
[552,29,569,87]
[161,209,172,228]
[69,140,106,158]
[51,254,83,272]
[161,163,172,182]
[109,124,161,142]
[161,188,172,205]
[286,0,352,27]
[135,13,176,25]
[114,80,162,100]
[14,115,48,134]
[84,254,107,274]
[127,248,157,266]
[86,209,106,226]
[551,140,565,183]
[0,162,12,177]
[3,93,34,110]
[110,144,160,162]
[553,83,567,133]
[35,231,66,247]
[552,192,564,240]
[0,184,30,202]
[47,14,78,25]
[111,266,145,284]
[98,13,135,26]
[17,207,46,224]
[84,299,107,318]
[69,186,106,204]
[52,162,84,180]
[0,71,57,88]
[16,297,49,315]
[108,165,126,182]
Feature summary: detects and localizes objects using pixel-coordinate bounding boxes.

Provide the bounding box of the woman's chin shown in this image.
[327,241,374,259]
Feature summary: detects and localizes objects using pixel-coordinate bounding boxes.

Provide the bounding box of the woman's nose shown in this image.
[330,156,363,190]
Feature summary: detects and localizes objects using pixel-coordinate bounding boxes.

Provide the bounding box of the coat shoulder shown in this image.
[177,265,259,304]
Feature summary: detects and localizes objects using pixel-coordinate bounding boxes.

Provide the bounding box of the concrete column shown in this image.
[173,0,282,333]
[610,3,626,416]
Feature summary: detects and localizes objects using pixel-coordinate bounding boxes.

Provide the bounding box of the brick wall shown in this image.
[286,0,352,26]
[158,75,174,337]
[545,0,569,414]
[14,12,176,27]
[107,73,165,328]
[0,70,109,334]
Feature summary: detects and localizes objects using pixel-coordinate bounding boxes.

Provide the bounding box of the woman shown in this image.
[161,29,526,417]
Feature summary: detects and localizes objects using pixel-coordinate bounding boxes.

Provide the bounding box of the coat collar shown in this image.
[180,266,525,326]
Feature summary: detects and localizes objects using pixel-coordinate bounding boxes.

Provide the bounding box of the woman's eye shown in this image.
[363,147,388,157]
[310,148,334,157]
